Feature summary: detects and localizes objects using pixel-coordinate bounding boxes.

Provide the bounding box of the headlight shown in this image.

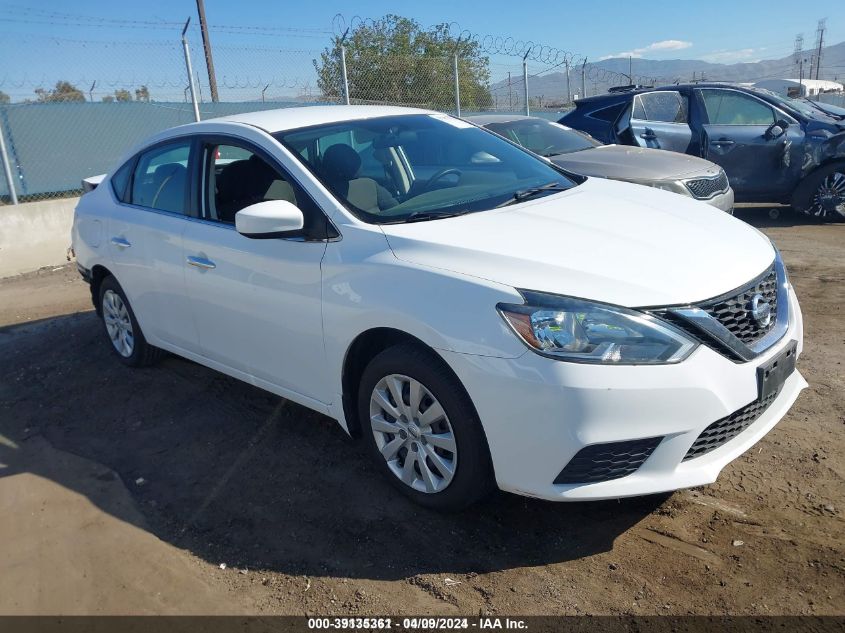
[498,291,698,364]
[625,178,690,196]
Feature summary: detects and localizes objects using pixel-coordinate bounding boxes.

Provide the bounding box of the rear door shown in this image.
[695,88,803,199]
[630,90,693,153]
[106,138,199,353]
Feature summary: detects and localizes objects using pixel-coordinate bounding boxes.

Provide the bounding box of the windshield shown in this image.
[752,88,826,119]
[485,119,601,156]
[275,114,576,224]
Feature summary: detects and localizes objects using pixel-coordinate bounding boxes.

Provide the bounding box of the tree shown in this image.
[0,90,9,104]
[101,95,115,103]
[114,89,132,102]
[135,85,150,102]
[314,14,492,110]
[34,81,85,103]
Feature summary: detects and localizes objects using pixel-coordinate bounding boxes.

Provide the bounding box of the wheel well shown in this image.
[793,158,845,209]
[341,328,440,437]
[90,264,114,315]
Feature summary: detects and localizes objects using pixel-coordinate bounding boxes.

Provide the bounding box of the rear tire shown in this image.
[792,161,845,221]
[98,276,165,367]
[358,343,495,511]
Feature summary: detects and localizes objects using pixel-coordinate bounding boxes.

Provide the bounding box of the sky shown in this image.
[0,0,842,101]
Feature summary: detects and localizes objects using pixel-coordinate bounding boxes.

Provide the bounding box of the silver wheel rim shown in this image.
[810,170,845,219]
[102,289,134,358]
[369,374,457,494]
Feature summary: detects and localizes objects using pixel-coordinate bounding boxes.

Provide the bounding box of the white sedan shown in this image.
[72,106,806,510]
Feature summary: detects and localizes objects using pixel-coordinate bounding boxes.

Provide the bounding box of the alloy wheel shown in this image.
[102,289,134,358]
[369,374,457,494]
[810,170,845,219]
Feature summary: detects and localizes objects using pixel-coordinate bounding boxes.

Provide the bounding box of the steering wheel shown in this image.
[422,168,462,192]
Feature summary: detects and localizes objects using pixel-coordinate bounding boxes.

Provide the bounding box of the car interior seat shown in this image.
[149,163,187,213]
[320,143,381,214]
[216,155,296,223]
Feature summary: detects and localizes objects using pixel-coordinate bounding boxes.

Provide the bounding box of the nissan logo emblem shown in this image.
[750,293,772,327]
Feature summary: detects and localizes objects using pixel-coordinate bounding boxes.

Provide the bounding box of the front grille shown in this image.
[683,391,778,461]
[700,266,778,345]
[685,171,729,199]
[554,437,662,484]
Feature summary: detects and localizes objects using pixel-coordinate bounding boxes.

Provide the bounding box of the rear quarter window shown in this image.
[110,160,133,202]
[587,102,627,123]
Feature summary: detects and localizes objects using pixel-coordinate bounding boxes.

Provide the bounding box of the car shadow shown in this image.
[0,312,664,581]
[732,205,832,229]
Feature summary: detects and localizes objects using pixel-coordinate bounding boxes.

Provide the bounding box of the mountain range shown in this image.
[489,40,845,104]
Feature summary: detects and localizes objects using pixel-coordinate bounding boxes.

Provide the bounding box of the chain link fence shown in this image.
[1,26,843,205]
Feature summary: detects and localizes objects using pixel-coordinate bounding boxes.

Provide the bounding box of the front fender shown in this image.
[321,225,526,418]
[801,128,845,177]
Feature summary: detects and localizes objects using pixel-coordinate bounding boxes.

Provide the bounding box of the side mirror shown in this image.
[235,200,304,239]
[766,120,789,139]
[767,125,784,139]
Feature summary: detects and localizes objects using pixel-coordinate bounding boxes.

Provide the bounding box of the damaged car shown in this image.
[467,114,734,213]
[560,83,845,220]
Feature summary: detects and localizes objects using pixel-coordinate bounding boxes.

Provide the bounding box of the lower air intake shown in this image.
[683,391,779,461]
[554,437,663,484]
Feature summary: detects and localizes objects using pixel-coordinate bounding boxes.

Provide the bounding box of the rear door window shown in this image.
[632,91,688,123]
[129,141,191,214]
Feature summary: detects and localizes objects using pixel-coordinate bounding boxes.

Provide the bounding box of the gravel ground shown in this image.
[0,205,842,616]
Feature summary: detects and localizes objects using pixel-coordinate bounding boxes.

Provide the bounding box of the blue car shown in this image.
[560,83,845,220]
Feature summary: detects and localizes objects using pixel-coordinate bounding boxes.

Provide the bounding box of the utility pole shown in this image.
[88,80,96,103]
[794,33,804,72]
[565,59,571,105]
[195,0,219,102]
[508,72,513,111]
[629,56,633,85]
[814,18,826,81]
[261,83,270,103]
[581,58,587,101]
[799,58,804,94]
[523,49,531,116]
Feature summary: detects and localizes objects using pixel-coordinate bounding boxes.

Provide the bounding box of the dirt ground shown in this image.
[0,205,842,616]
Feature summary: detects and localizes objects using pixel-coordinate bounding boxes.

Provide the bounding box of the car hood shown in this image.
[551,145,722,181]
[379,177,774,308]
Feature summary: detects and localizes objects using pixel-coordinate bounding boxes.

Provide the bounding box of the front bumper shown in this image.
[441,286,805,501]
[702,186,735,214]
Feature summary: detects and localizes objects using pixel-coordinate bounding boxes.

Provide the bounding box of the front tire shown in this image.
[98,276,164,367]
[358,343,495,511]
[792,161,845,221]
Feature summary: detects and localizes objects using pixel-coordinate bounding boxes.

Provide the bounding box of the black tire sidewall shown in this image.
[98,276,150,367]
[357,344,495,511]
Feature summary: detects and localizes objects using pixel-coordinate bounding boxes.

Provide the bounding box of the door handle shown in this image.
[711,138,735,147]
[110,236,131,248]
[640,130,657,140]
[186,255,216,270]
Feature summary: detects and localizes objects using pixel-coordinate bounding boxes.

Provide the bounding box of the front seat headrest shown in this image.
[322,144,361,181]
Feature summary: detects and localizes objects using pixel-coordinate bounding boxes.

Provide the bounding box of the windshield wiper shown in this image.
[496,182,569,208]
[402,209,474,223]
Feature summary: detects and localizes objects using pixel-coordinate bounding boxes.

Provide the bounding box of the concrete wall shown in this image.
[0,197,78,278]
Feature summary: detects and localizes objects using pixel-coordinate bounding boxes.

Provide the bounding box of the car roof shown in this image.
[465,114,539,126]
[207,105,435,133]
[576,82,770,106]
